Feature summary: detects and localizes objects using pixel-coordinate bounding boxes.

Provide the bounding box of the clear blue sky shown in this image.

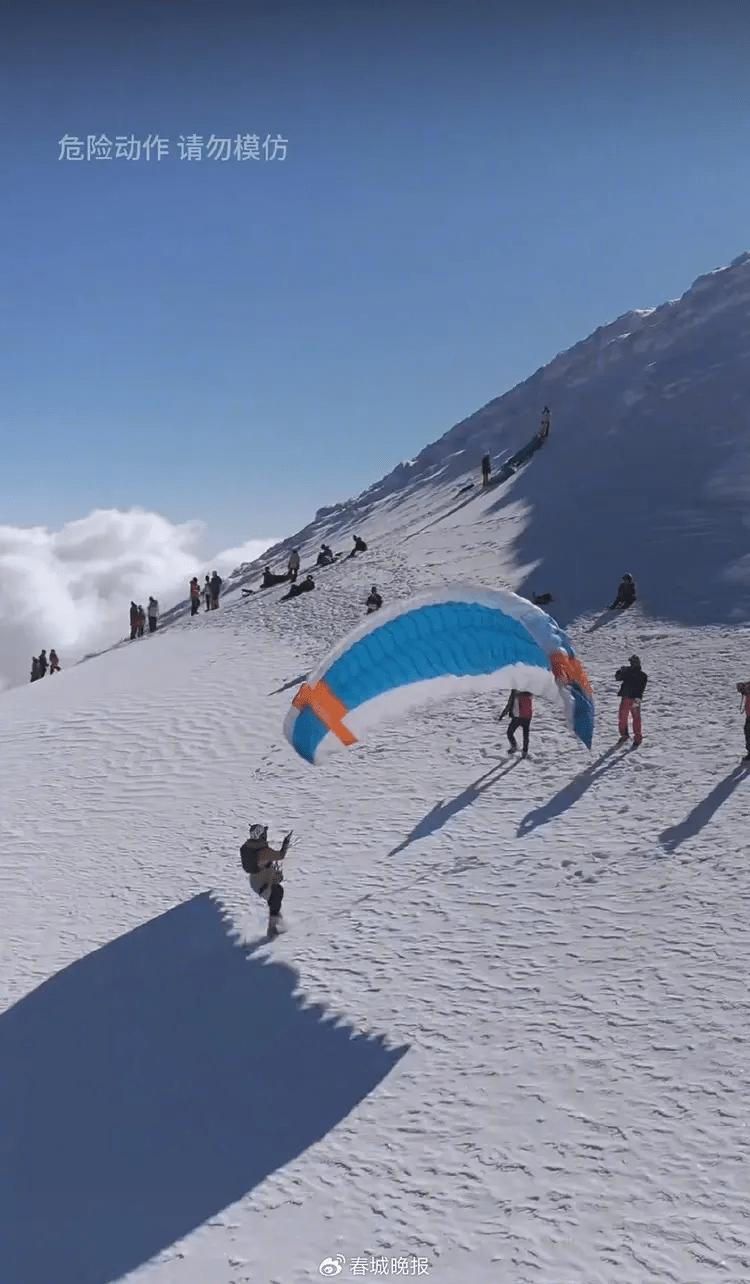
[2,0,749,555]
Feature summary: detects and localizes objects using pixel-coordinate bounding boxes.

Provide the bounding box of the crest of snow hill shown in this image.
[229,253,750,627]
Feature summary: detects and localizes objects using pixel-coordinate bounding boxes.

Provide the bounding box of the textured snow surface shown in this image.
[2,496,750,1283]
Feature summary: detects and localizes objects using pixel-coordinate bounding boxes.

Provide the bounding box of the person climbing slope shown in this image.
[240,823,293,937]
[615,654,648,745]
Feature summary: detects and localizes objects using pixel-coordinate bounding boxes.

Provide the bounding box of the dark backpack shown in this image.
[240,840,265,874]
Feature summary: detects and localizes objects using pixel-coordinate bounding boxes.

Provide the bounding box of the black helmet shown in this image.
[623,573,633,581]
[629,654,640,666]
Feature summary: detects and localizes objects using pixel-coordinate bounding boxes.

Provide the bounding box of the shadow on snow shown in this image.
[0,892,407,1284]
[658,763,750,852]
[517,743,631,836]
[386,759,520,859]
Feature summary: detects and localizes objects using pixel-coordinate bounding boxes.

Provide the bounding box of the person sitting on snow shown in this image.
[284,574,315,599]
[610,573,636,610]
[366,585,383,613]
[317,543,335,566]
[347,535,367,558]
[240,823,293,936]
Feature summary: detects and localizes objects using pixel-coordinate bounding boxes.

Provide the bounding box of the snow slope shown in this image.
[220,251,750,629]
[3,482,750,1284]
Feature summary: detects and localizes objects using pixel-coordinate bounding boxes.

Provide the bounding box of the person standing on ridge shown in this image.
[288,549,301,582]
[147,597,159,633]
[30,656,40,682]
[136,605,146,638]
[38,650,48,678]
[210,571,222,609]
[615,654,648,746]
[481,452,491,487]
[240,823,293,937]
[499,689,533,757]
[736,681,750,761]
[190,577,201,615]
[129,601,139,640]
[540,406,550,439]
[204,575,212,611]
[49,649,60,673]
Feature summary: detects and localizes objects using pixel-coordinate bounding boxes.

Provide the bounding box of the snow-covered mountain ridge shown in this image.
[226,252,750,628]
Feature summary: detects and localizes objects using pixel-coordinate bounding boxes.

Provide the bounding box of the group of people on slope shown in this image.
[482,407,551,487]
[498,654,649,756]
[129,599,160,639]
[30,649,60,682]
[189,572,223,616]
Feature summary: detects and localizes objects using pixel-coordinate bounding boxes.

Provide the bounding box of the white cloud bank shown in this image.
[0,509,278,690]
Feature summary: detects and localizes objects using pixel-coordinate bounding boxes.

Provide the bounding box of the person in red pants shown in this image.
[615,655,648,745]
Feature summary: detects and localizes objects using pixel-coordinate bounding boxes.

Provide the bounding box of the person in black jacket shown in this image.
[481,452,491,487]
[210,571,222,609]
[610,573,636,610]
[615,654,648,745]
[366,585,383,613]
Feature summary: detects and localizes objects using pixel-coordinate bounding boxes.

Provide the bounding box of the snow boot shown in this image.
[267,914,283,938]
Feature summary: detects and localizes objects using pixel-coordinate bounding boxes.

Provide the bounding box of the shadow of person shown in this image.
[385,759,521,860]
[659,764,750,852]
[586,608,620,633]
[0,892,407,1284]
[517,743,627,837]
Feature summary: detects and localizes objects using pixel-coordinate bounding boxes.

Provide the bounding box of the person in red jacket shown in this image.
[736,682,750,761]
[499,690,533,757]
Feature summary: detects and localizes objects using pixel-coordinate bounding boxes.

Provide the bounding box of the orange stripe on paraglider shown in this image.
[292,679,358,747]
[549,651,593,697]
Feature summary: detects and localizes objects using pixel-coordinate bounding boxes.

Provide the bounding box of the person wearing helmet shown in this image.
[615,654,648,745]
[239,824,293,936]
[610,573,637,610]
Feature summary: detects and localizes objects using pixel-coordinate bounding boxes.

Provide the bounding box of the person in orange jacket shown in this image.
[499,689,533,757]
[190,577,201,616]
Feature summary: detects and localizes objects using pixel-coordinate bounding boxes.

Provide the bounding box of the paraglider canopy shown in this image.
[284,585,594,764]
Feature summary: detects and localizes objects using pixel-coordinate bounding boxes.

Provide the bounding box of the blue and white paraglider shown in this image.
[283,586,594,765]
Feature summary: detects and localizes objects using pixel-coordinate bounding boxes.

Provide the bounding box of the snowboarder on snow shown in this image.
[539,406,550,440]
[240,824,293,937]
[736,681,750,761]
[610,573,636,610]
[366,585,383,613]
[499,690,533,757]
[615,654,647,745]
[481,452,491,487]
